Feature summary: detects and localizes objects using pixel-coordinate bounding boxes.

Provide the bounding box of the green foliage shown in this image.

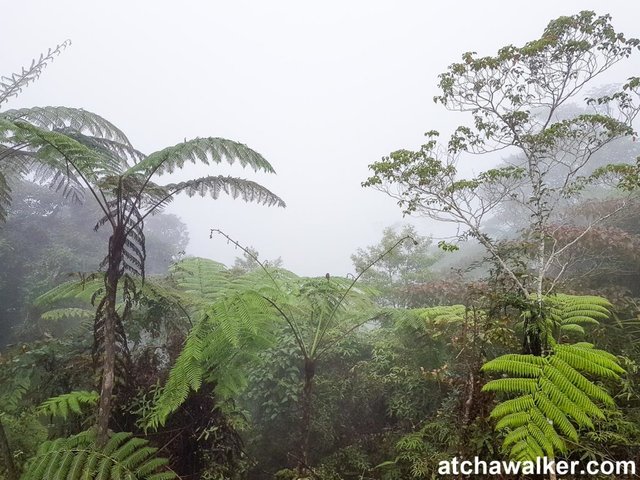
[482,293,625,461]
[126,137,276,176]
[168,257,230,306]
[144,289,275,429]
[1,412,48,475]
[0,41,126,222]
[364,10,640,307]
[40,308,95,323]
[21,430,177,480]
[483,343,623,461]
[412,305,467,324]
[547,294,613,335]
[37,391,99,420]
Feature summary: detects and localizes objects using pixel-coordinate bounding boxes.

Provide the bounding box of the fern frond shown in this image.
[483,378,539,395]
[495,412,531,430]
[483,340,624,461]
[413,305,467,324]
[3,106,132,145]
[146,289,277,429]
[546,294,612,332]
[22,430,177,480]
[168,257,230,305]
[559,324,585,334]
[11,121,119,181]
[40,308,94,322]
[163,175,286,208]
[555,344,624,378]
[144,315,208,430]
[37,391,99,420]
[126,137,276,176]
[34,276,104,308]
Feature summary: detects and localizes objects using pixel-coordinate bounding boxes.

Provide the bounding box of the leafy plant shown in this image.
[37,391,99,420]
[482,294,625,462]
[364,11,640,356]
[21,430,177,480]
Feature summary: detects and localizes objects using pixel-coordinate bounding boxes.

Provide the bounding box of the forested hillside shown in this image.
[2,9,640,480]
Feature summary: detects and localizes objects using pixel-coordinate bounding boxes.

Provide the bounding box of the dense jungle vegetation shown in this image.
[2,10,640,480]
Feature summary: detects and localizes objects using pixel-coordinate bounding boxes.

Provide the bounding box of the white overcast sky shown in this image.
[2,1,639,276]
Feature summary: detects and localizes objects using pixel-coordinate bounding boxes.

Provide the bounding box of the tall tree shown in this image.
[148,231,412,476]
[364,11,640,354]
[29,133,284,445]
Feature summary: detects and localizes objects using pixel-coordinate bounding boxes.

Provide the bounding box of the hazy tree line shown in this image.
[1,10,640,480]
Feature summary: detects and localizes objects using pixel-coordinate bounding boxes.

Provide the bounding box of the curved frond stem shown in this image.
[323,235,415,335]
[260,294,307,358]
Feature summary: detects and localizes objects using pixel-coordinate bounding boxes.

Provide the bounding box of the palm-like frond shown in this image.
[126,137,276,176]
[163,175,286,208]
[546,294,612,334]
[481,293,622,461]
[22,430,177,480]
[34,275,105,308]
[2,106,132,146]
[147,260,379,428]
[13,121,121,180]
[57,128,144,169]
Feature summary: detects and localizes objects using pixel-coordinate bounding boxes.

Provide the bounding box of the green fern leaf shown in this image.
[21,430,176,480]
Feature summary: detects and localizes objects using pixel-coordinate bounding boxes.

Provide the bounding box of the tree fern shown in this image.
[18,122,286,443]
[2,66,285,444]
[0,42,134,222]
[21,430,177,480]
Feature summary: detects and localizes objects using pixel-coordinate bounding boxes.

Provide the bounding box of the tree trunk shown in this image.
[96,227,125,446]
[0,417,18,480]
[297,357,316,477]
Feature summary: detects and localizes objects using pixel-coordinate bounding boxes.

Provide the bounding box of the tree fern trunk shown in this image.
[0,416,18,480]
[96,227,125,446]
[297,357,316,476]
